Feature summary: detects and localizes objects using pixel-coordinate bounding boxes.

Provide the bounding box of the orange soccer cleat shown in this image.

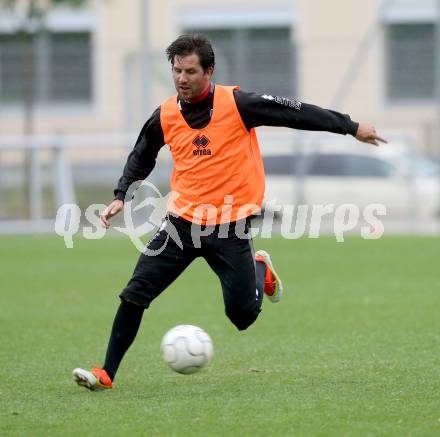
[72,367,113,391]
[255,250,284,303]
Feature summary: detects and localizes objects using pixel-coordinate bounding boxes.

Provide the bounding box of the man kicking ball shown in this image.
[73,33,386,390]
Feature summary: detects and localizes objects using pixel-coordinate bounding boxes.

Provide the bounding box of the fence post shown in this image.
[29,145,43,220]
[53,136,76,208]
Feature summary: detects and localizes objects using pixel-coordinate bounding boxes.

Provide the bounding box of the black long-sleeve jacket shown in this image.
[114,86,359,200]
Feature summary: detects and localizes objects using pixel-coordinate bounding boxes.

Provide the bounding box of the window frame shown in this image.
[380,1,438,107]
[0,30,93,105]
[0,7,96,112]
[384,22,436,104]
[178,4,296,97]
[182,26,296,97]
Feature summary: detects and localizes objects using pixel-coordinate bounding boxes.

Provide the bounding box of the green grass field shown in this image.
[1,234,439,436]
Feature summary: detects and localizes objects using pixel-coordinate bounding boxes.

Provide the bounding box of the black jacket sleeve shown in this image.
[114,107,165,201]
[233,89,359,136]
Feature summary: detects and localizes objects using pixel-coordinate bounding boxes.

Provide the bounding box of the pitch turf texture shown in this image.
[1,235,439,436]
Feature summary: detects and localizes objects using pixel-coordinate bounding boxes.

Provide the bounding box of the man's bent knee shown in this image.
[226,307,261,331]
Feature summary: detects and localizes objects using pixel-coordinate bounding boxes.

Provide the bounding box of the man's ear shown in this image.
[205,66,214,77]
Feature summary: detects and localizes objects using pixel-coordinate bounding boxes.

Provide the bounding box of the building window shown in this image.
[386,23,435,101]
[0,31,92,104]
[186,27,295,97]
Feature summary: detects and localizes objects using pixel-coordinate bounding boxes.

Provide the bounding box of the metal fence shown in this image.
[0,133,172,232]
[1,131,439,235]
[1,3,440,235]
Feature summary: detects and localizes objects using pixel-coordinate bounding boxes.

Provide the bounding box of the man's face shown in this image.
[172,53,213,101]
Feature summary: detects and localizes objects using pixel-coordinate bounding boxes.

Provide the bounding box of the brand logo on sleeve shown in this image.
[262,94,301,110]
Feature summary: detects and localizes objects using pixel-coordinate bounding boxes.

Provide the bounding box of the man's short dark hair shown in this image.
[166,33,215,71]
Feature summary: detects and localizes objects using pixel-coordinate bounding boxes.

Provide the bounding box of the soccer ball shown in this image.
[160,325,213,374]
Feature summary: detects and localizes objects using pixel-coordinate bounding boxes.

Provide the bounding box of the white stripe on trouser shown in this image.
[247,235,260,301]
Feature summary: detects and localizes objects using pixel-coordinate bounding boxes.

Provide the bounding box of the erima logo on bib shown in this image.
[192,134,212,156]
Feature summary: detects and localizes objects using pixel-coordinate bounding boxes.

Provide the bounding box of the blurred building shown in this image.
[1,0,439,228]
[0,0,438,149]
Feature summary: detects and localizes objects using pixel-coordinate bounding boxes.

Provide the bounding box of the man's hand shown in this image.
[100,199,124,229]
[355,122,387,146]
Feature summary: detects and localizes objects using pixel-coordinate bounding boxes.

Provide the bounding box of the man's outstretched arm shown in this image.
[233,90,386,145]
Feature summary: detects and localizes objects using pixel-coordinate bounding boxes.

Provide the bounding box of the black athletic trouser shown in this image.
[120,215,265,330]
